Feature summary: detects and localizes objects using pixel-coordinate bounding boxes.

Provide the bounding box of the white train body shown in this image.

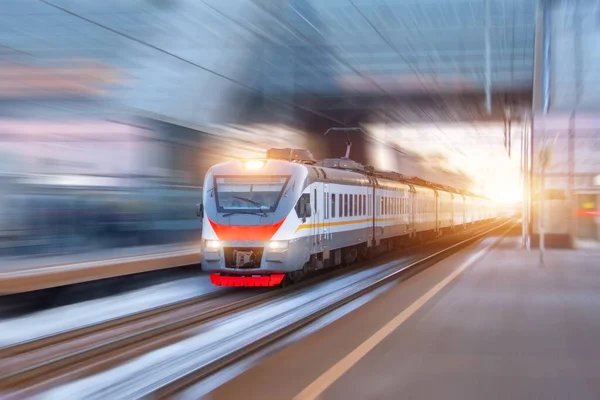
[200,149,499,287]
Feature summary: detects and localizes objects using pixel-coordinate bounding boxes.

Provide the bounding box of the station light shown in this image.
[268,240,288,250]
[243,160,265,170]
[205,240,221,249]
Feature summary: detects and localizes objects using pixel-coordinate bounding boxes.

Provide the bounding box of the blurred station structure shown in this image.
[0,0,598,265]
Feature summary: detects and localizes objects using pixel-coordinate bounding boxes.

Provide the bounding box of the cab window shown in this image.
[295,193,310,218]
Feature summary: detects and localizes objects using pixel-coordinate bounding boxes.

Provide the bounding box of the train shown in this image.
[198,147,501,287]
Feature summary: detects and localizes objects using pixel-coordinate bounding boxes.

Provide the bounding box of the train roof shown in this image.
[266,148,486,199]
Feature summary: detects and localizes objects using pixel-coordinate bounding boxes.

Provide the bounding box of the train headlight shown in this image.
[243,160,265,170]
[205,240,221,250]
[268,240,288,250]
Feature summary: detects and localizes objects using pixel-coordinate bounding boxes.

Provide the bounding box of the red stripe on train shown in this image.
[208,218,285,241]
[210,274,286,287]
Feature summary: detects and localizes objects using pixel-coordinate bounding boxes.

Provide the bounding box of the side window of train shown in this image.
[331,193,336,218]
[313,189,317,214]
[339,193,343,217]
[349,194,353,217]
[359,194,363,216]
[363,194,366,215]
[295,193,311,219]
[344,194,349,217]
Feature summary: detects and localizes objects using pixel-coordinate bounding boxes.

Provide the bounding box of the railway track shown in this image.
[0,289,271,395]
[0,219,514,399]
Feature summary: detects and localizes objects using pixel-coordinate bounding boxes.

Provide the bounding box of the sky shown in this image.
[366,122,524,204]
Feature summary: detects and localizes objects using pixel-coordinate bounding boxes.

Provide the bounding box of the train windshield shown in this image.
[214,175,290,214]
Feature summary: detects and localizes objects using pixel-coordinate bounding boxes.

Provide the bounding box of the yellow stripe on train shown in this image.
[295,217,408,232]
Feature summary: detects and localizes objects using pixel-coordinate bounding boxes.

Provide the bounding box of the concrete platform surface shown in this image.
[201,234,600,400]
[0,243,200,294]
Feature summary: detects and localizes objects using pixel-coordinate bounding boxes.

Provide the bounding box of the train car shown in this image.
[199,148,496,287]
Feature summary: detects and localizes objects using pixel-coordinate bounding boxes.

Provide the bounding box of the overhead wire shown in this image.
[38,0,349,127]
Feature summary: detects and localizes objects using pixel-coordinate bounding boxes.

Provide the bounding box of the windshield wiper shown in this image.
[222,210,267,217]
[233,196,266,209]
[230,196,268,216]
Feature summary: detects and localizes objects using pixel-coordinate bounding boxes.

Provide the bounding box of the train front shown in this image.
[200,158,309,287]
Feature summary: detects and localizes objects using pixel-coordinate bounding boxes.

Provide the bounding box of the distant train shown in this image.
[198,148,501,287]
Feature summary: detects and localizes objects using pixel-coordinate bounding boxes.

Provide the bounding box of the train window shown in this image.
[362,194,366,215]
[314,189,317,214]
[358,194,362,216]
[295,193,311,218]
[349,194,353,217]
[331,193,336,218]
[354,194,358,216]
[360,194,367,215]
[339,193,343,217]
[344,194,348,217]
[325,191,328,220]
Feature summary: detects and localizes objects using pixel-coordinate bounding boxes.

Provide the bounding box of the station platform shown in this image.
[203,232,600,400]
[0,243,200,294]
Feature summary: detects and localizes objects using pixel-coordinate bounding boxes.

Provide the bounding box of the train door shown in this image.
[408,185,416,236]
[374,188,382,246]
[311,185,322,252]
[369,182,376,246]
[322,183,331,259]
